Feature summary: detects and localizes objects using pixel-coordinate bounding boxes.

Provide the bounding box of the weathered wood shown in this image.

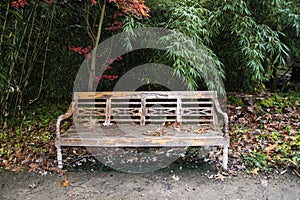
[56,124,225,147]
[141,96,146,125]
[77,91,217,99]
[105,97,111,125]
[58,136,226,147]
[55,91,229,169]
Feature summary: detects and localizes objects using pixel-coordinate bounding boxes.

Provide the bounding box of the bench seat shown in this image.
[56,124,226,147]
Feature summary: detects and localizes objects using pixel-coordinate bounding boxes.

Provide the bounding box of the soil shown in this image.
[1,163,300,200]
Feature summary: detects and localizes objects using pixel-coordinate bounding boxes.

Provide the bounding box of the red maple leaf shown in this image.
[11,1,19,8]
[90,0,97,5]
[18,0,28,7]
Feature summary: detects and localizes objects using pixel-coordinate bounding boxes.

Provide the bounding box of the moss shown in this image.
[227,96,244,106]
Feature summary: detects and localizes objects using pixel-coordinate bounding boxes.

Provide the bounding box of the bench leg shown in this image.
[222,143,229,170]
[57,145,63,169]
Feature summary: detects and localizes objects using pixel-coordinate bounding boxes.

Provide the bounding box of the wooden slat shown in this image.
[57,136,227,147]
[146,114,177,117]
[105,97,112,124]
[145,102,177,105]
[77,103,107,106]
[147,108,176,115]
[77,108,105,111]
[180,115,213,117]
[177,97,182,122]
[180,119,213,122]
[57,124,225,147]
[57,137,227,147]
[181,113,213,117]
[76,91,217,99]
[110,102,141,105]
[109,118,140,122]
[181,101,213,104]
[141,96,146,125]
[77,107,106,110]
[76,114,106,117]
[144,119,176,122]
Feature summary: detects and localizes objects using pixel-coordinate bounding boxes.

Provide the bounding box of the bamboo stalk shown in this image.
[0,3,10,123]
[14,2,38,115]
[30,4,56,104]
[0,3,10,57]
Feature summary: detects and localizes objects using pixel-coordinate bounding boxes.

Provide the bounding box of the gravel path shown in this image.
[1,167,300,200]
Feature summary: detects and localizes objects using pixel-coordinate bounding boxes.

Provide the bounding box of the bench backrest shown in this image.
[73,91,220,126]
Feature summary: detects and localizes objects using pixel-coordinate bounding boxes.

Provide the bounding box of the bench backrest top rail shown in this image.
[74,91,218,99]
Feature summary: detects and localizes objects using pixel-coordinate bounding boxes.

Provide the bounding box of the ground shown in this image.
[1,164,300,200]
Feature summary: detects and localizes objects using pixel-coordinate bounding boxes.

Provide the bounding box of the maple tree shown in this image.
[0,0,150,124]
[11,0,28,8]
[108,0,150,17]
[64,0,150,89]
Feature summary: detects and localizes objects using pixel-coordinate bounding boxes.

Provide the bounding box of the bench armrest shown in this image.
[56,102,76,138]
[213,99,229,137]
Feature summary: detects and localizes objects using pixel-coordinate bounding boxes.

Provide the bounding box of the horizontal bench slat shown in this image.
[57,125,224,147]
[57,137,226,147]
[77,101,213,105]
[76,91,217,99]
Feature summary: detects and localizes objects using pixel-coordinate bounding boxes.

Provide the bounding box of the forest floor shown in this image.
[1,163,300,200]
[1,93,300,200]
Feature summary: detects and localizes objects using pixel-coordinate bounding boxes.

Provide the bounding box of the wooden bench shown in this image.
[55,91,229,170]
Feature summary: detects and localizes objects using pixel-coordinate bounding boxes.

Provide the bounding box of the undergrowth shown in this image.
[0,93,299,173]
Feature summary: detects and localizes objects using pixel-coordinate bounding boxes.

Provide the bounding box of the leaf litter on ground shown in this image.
[0,93,299,179]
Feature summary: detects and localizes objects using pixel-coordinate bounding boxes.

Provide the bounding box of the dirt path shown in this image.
[1,166,300,200]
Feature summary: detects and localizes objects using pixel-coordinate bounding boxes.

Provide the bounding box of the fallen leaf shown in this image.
[61,175,71,187]
[164,121,172,127]
[61,180,70,187]
[292,168,300,178]
[252,168,259,175]
[194,127,208,134]
[143,127,166,136]
[172,121,181,127]
[29,163,39,172]
[265,144,277,154]
[214,173,225,181]
[11,165,23,173]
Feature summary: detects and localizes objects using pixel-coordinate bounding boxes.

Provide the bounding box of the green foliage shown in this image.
[147,0,300,91]
[230,93,300,171]
[242,151,268,169]
[0,1,111,124]
[1,0,299,124]
[162,0,224,93]
[0,103,68,171]
[227,96,244,106]
[258,93,297,109]
[122,12,226,94]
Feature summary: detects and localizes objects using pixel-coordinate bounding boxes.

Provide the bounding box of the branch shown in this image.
[88,0,106,91]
